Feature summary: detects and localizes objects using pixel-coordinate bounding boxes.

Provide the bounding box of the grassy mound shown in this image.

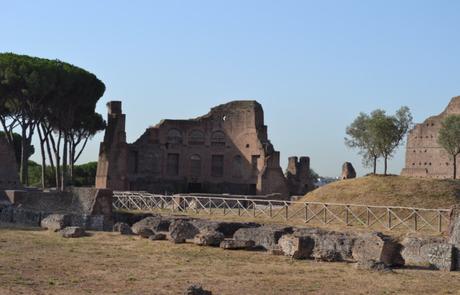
[299,175,460,209]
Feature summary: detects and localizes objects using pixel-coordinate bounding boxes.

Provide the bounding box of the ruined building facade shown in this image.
[96,101,313,198]
[0,136,20,189]
[402,96,460,179]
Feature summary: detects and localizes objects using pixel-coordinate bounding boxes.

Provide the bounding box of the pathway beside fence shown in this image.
[113,191,451,234]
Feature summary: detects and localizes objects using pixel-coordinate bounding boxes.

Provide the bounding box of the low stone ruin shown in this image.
[112,213,460,272]
[341,162,357,179]
[0,187,113,231]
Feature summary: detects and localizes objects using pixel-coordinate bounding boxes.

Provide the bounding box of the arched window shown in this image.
[211,131,225,147]
[167,129,182,144]
[190,154,202,177]
[189,130,205,145]
[232,155,243,178]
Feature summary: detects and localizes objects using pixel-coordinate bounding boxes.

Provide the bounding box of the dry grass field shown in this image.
[301,175,460,209]
[1,223,460,295]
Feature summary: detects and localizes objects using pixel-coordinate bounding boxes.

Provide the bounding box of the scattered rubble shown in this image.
[233,225,293,250]
[113,222,133,235]
[60,226,86,238]
[41,214,70,232]
[184,284,212,295]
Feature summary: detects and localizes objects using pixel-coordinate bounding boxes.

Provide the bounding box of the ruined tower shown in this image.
[402,96,460,178]
[95,101,129,190]
[285,156,313,196]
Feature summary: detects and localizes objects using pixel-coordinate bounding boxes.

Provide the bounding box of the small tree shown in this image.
[370,107,412,175]
[345,113,380,174]
[438,115,460,179]
[346,107,412,175]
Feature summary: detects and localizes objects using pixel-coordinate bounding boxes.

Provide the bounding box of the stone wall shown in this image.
[0,136,20,190]
[96,100,313,199]
[0,187,113,230]
[402,96,460,178]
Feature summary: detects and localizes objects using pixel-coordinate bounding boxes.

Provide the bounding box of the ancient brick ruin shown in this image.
[0,136,20,190]
[96,101,313,198]
[402,96,460,178]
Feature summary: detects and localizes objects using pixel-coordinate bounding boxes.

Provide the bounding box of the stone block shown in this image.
[190,219,260,238]
[41,214,71,232]
[401,236,448,266]
[428,243,453,271]
[294,228,356,262]
[352,232,404,267]
[193,231,225,247]
[169,220,200,244]
[220,239,255,250]
[131,216,172,235]
[113,222,133,235]
[233,226,293,250]
[278,234,314,259]
[60,226,86,238]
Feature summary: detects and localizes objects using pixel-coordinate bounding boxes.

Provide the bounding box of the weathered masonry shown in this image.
[96,100,313,199]
[402,96,460,178]
[0,136,20,190]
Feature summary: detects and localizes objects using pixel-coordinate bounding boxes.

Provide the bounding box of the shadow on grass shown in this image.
[0,222,42,232]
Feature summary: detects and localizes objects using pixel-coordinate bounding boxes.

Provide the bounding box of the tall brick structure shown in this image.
[402,96,460,178]
[95,101,129,190]
[96,100,313,198]
[0,135,20,189]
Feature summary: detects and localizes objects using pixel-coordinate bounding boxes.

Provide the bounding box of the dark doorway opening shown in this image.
[249,184,257,195]
[188,183,202,193]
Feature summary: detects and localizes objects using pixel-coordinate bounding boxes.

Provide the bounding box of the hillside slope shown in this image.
[300,175,460,209]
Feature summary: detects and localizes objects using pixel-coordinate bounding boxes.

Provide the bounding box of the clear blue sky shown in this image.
[2,0,460,177]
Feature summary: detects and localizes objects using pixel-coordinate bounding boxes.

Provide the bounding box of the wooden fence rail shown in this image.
[113,191,451,234]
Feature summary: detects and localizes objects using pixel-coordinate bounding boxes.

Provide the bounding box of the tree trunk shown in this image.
[61,132,68,191]
[69,140,74,186]
[43,126,55,175]
[384,155,388,176]
[37,127,47,189]
[50,131,61,190]
[20,125,28,186]
[454,154,457,180]
[373,156,377,175]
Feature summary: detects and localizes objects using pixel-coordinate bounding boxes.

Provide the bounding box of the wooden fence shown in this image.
[113,191,451,234]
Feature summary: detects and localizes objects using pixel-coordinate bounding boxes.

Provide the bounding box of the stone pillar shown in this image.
[0,136,21,190]
[95,101,129,190]
[287,157,299,176]
[448,205,460,270]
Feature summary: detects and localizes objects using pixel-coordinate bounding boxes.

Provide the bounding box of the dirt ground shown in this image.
[1,223,460,295]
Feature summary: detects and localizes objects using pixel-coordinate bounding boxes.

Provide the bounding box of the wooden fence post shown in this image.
[438,211,442,233]
[305,203,308,223]
[323,205,327,224]
[388,209,392,229]
[366,207,370,226]
[345,206,349,226]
